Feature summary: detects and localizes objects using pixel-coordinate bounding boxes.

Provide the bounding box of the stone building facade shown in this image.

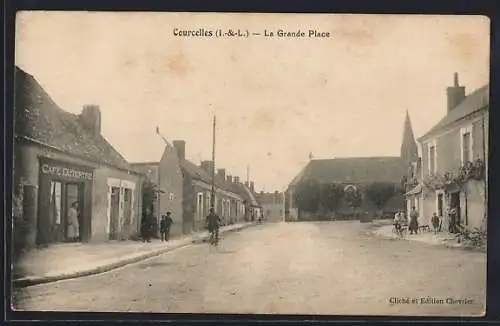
[405,74,489,230]
[13,67,144,249]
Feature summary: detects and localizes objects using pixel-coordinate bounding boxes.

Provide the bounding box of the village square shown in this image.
[10,13,488,317]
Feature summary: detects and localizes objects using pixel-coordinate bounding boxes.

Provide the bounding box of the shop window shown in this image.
[50,181,62,225]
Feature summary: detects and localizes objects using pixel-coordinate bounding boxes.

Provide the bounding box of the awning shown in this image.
[405,184,422,196]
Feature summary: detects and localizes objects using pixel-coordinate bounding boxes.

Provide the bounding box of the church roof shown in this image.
[289,157,407,187]
[400,111,419,164]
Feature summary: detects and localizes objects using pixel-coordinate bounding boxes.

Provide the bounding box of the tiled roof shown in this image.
[418,84,489,141]
[290,157,408,186]
[180,160,242,195]
[130,162,159,181]
[15,66,136,172]
[236,183,260,206]
[181,160,258,202]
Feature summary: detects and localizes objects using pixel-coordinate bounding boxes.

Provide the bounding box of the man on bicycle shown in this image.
[393,210,403,232]
[206,207,221,242]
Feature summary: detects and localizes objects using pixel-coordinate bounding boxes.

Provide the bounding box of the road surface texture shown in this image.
[13,221,485,316]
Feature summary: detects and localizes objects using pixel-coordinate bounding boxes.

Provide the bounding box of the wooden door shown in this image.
[109,187,120,240]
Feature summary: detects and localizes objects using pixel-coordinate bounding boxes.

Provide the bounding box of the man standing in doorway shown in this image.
[448,207,458,233]
[160,212,174,242]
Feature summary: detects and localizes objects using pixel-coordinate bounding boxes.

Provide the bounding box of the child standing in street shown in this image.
[431,212,440,234]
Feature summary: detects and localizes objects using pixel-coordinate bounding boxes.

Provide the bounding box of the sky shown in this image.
[15,12,490,192]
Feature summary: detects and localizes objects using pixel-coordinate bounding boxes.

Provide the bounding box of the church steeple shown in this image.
[400,110,419,165]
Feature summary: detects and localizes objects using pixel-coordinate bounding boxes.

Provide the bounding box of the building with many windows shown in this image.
[404,73,489,230]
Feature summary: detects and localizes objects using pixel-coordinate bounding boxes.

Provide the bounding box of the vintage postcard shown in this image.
[11,12,489,317]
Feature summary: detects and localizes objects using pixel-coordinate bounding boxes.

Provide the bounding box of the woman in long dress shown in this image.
[67,202,80,241]
[409,206,419,235]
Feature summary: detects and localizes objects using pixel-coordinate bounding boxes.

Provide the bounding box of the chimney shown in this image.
[244,181,249,187]
[446,72,466,112]
[234,176,240,183]
[200,160,214,174]
[172,140,186,161]
[217,168,226,180]
[80,104,101,136]
[226,175,233,183]
[250,181,255,191]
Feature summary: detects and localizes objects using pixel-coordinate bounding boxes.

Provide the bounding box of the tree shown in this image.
[364,182,398,215]
[320,183,344,216]
[141,178,163,237]
[292,179,321,214]
[142,178,159,218]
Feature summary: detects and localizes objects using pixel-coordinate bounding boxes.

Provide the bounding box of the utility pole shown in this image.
[210,115,216,209]
[155,125,168,237]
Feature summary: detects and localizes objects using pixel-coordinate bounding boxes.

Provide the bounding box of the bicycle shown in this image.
[392,223,407,238]
[208,228,219,246]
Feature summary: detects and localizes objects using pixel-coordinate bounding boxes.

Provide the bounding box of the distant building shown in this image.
[257,191,285,222]
[240,181,262,222]
[286,157,407,220]
[132,140,260,236]
[405,73,489,230]
[13,67,144,248]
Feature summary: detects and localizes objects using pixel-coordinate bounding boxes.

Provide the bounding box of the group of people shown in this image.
[394,206,460,235]
[393,206,420,235]
[140,211,174,242]
[140,207,224,243]
[430,207,460,234]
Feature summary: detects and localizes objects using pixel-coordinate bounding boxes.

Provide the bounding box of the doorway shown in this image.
[109,187,120,240]
[122,188,132,239]
[450,192,461,224]
[47,181,83,243]
[65,183,82,242]
[437,193,444,217]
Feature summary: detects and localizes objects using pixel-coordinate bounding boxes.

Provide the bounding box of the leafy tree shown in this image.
[292,179,321,213]
[141,178,163,237]
[320,183,344,214]
[142,177,158,218]
[364,182,397,213]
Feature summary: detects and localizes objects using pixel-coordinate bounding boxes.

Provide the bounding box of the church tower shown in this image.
[400,110,419,165]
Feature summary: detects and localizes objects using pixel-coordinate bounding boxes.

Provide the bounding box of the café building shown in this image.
[14,67,144,247]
